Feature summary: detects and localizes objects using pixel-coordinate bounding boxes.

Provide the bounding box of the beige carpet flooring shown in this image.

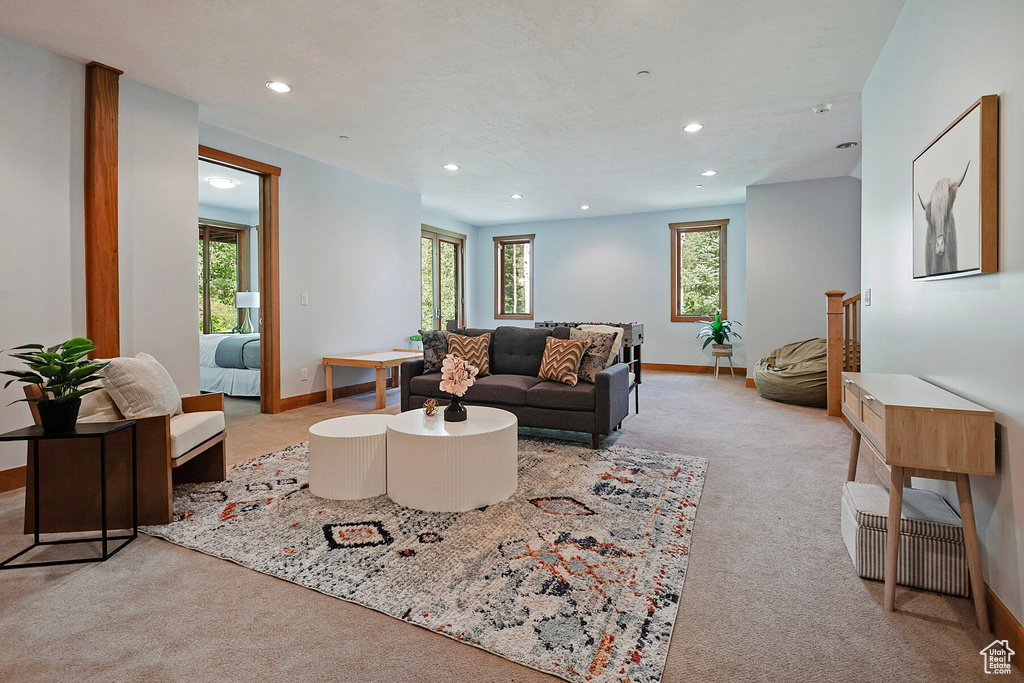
[0,372,1016,682]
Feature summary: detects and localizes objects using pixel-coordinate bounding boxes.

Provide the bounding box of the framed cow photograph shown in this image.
[912,94,998,279]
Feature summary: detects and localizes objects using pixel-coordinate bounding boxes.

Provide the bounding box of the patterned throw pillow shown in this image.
[570,328,618,384]
[537,337,590,387]
[446,332,491,377]
[420,329,448,373]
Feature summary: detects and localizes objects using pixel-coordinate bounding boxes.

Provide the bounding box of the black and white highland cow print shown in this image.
[918,162,969,276]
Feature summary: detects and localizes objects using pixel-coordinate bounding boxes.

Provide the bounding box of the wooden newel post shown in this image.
[825,291,846,417]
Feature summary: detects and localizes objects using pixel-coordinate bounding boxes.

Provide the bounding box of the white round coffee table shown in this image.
[308,415,391,500]
[387,406,518,512]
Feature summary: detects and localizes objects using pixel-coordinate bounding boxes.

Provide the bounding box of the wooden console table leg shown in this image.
[325,364,333,404]
[884,465,905,612]
[375,367,386,410]
[847,430,861,482]
[956,473,991,632]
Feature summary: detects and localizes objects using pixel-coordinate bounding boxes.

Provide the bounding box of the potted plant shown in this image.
[696,312,742,358]
[2,338,108,433]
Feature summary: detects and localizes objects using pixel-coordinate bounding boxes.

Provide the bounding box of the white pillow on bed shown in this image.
[102,353,183,418]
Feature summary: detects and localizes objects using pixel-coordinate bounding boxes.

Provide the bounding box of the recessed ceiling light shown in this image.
[637,70,650,76]
[508,205,515,208]
[510,194,523,199]
[836,141,858,149]
[580,205,590,210]
[812,102,833,115]
[206,177,238,189]
[443,163,460,171]
[338,135,349,139]
[695,184,703,188]
[701,170,717,177]
[683,123,703,133]
[265,81,292,93]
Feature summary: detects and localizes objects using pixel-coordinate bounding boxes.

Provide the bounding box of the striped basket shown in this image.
[841,482,969,598]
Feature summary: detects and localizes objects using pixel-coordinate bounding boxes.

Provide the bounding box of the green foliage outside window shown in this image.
[198,237,239,333]
[678,229,721,317]
[501,242,530,315]
[421,237,434,330]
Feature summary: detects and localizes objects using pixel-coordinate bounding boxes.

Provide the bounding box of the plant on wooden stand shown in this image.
[2,338,108,433]
[696,312,742,358]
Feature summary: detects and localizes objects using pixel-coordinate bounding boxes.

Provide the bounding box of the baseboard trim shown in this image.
[0,465,27,493]
[642,362,747,376]
[280,378,386,412]
[745,378,756,389]
[987,584,1024,658]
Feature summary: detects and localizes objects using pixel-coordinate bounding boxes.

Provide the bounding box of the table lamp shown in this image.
[235,291,260,334]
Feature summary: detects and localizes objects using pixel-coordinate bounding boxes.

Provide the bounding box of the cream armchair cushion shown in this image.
[103,353,183,418]
[77,380,124,423]
[170,411,225,459]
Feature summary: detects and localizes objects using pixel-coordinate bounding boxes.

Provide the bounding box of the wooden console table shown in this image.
[842,372,995,631]
[323,350,422,410]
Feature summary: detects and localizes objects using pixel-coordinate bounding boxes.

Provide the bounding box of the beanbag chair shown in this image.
[755,338,828,408]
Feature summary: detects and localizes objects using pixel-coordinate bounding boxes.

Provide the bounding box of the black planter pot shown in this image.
[36,399,82,433]
[444,394,467,422]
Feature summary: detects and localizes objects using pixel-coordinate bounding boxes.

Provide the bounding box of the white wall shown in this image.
[421,209,480,327]
[472,205,747,368]
[0,34,83,470]
[862,0,1024,622]
[198,203,257,226]
[198,124,423,399]
[745,177,861,377]
[119,80,200,395]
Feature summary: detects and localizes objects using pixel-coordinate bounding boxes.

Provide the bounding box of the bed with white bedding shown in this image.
[200,333,261,397]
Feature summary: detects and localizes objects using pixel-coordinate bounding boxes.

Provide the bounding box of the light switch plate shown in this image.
[301,368,308,381]
[863,288,871,306]
[301,293,308,306]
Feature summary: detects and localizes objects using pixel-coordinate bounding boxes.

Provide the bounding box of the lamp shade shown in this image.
[235,291,260,309]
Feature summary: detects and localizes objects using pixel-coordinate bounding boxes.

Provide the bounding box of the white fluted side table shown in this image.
[387,406,518,512]
[308,415,391,500]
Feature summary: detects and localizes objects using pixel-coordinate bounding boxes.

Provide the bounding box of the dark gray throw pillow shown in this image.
[420,329,448,373]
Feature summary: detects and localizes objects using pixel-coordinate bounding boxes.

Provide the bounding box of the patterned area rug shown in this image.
[143,436,708,683]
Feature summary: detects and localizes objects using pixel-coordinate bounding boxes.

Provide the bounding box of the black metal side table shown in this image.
[0,421,138,569]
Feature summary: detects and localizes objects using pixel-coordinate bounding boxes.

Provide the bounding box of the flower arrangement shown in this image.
[439,354,477,397]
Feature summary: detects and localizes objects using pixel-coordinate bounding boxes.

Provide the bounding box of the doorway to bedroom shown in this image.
[197,148,282,417]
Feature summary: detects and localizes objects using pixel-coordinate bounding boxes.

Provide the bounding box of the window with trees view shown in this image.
[670,220,728,322]
[421,227,465,331]
[494,234,534,319]
[199,224,249,334]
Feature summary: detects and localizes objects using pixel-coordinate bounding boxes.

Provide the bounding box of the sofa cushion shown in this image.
[409,372,447,399]
[464,374,538,405]
[102,352,182,418]
[492,326,553,376]
[77,380,124,423]
[170,410,225,459]
[419,329,448,373]
[446,332,491,376]
[527,381,596,411]
[570,329,619,384]
[537,337,590,386]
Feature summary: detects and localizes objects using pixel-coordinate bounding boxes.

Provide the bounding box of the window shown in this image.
[421,226,465,331]
[670,219,728,322]
[198,222,250,334]
[494,234,534,319]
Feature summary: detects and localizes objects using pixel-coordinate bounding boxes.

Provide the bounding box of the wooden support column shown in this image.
[825,290,846,417]
[84,62,124,358]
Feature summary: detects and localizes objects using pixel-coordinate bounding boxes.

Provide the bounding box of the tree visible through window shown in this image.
[421,227,464,331]
[670,220,728,322]
[494,235,534,319]
[199,226,243,333]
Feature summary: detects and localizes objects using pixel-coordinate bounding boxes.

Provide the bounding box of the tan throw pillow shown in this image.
[445,332,491,377]
[537,337,590,387]
[570,329,618,384]
[102,353,183,418]
[578,324,623,367]
[77,379,124,423]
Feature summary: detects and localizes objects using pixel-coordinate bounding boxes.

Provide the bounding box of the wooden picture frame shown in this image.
[912,95,998,279]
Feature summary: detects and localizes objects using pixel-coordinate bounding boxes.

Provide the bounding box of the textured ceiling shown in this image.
[0,0,903,226]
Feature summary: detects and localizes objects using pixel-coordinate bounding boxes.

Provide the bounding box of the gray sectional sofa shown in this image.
[400,325,630,448]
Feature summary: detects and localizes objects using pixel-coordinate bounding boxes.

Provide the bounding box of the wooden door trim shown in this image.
[199,146,282,414]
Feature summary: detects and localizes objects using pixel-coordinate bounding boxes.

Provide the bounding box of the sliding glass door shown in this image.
[198,224,249,333]
[420,227,465,331]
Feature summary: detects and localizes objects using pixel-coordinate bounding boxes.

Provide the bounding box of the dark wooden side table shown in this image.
[0,421,138,569]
